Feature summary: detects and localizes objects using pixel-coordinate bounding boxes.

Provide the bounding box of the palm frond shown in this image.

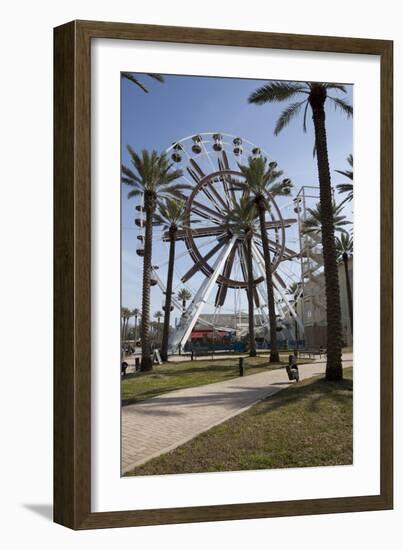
[127,189,143,198]
[147,73,165,83]
[302,201,351,235]
[322,83,347,93]
[302,101,309,133]
[335,232,354,260]
[269,180,293,197]
[275,100,307,135]
[248,82,308,105]
[335,169,353,180]
[328,96,353,118]
[122,72,149,93]
[336,183,353,194]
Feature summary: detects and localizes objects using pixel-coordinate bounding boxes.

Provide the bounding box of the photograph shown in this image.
[120,72,354,477]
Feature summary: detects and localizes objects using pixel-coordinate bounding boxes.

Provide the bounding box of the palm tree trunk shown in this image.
[161,229,176,361]
[246,237,257,357]
[343,253,353,335]
[140,191,155,371]
[134,316,138,343]
[257,200,279,362]
[310,93,343,380]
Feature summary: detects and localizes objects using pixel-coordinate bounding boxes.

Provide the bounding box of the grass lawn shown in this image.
[122,354,294,406]
[127,367,353,476]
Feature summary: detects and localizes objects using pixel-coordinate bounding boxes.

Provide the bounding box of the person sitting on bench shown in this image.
[286,353,300,382]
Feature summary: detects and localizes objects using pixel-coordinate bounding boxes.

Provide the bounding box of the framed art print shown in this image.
[54,20,393,529]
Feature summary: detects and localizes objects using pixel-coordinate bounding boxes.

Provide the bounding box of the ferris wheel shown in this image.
[135,132,304,352]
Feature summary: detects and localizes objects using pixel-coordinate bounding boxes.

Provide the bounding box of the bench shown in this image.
[298,348,326,360]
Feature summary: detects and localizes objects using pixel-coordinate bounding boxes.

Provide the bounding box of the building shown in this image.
[290,257,353,348]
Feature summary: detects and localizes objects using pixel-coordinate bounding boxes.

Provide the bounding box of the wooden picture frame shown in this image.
[54,20,393,529]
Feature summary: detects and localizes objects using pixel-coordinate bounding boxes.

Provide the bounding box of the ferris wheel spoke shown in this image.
[191,200,226,223]
[238,242,248,285]
[254,238,280,259]
[216,158,232,207]
[258,218,297,230]
[210,180,230,209]
[274,271,287,289]
[214,243,237,306]
[221,150,230,170]
[172,225,227,241]
[224,174,238,205]
[239,244,261,308]
[189,158,228,211]
[253,233,298,261]
[190,210,221,225]
[181,236,230,282]
[277,243,299,260]
[253,286,260,308]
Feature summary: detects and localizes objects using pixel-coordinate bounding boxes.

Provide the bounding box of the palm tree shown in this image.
[154,310,163,344]
[122,72,164,93]
[302,202,351,236]
[121,307,130,352]
[237,156,293,362]
[249,81,353,379]
[286,281,300,299]
[223,195,260,357]
[122,148,189,371]
[121,307,135,356]
[177,288,192,312]
[336,232,353,335]
[153,198,187,361]
[335,154,354,205]
[132,308,140,343]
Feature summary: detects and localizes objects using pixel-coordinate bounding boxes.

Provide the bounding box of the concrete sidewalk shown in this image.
[122,353,353,474]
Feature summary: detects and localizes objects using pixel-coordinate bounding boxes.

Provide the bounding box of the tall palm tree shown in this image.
[237,156,293,362]
[154,310,163,344]
[335,154,354,205]
[336,232,353,335]
[122,148,188,371]
[121,307,130,352]
[121,307,135,356]
[153,198,187,361]
[302,202,351,236]
[122,72,164,93]
[249,81,353,379]
[223,195,260,357]
[177,288,192,312]
[132,308,140,343]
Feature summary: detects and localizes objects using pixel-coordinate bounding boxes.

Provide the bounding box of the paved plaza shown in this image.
[121,353,353,474]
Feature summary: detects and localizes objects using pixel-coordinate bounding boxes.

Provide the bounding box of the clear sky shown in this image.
[121,74,353,323]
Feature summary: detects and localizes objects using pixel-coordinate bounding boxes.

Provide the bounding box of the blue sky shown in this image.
[121,74,353,321]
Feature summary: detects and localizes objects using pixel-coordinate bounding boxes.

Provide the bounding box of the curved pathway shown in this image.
[122,353,353,474]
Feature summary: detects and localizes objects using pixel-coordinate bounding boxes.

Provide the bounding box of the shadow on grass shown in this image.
[254,376,353,417]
